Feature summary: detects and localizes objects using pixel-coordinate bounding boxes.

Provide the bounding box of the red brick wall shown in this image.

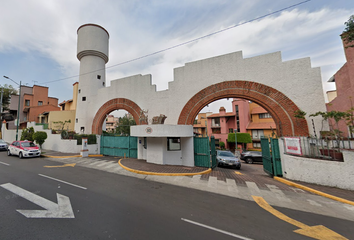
[92,98,143,134]
[178,81,309,136]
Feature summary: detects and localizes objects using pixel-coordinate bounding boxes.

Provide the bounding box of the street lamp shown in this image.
[3,76,21,141]
[234,129,238,156]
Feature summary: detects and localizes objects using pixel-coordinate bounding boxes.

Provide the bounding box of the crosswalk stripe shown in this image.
[266,184,292,203]
[226,179,239,193]
[208,176,217,189]
[307,199,322,207]
[246,181,261,196]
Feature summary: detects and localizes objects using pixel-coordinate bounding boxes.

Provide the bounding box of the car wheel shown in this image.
[19,152,23,159]
[7,150,11,156]
[236,166,241,170]
[246,158,253,164]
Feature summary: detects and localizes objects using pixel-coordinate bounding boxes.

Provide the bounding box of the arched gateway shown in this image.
[75,24,327,167]
[92,98,143,135]
[178,81,309,136]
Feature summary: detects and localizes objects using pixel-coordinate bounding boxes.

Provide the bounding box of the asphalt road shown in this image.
[0,152,353,240]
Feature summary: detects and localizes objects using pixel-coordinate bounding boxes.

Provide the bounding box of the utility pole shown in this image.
[0,88,3,132]
[3,76,21,141]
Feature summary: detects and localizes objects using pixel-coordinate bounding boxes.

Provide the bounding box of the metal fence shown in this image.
[281,136,353,161]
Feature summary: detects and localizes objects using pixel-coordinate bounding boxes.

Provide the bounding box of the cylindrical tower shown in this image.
[75,24,109,134]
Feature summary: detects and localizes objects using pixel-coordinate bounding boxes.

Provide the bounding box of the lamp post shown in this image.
[3,76,21,141]
[234,129,238,156]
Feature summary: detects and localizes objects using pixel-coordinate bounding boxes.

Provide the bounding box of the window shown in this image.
[252,129,264,139]
[211,118,220,127]
[79,89,81,93]
[167,137,181,151]
[253,142,261,148]
[38,101,43,106]
[212,128,221,134]
[25,100,30,106]
[80,127,85,133]
[97,75,101,79]
[259,113,272,119]
[143,137,147,149]
[76,118,78,123]
[102,82,105,86]
[229,128,233,133]
[82,97,86,101]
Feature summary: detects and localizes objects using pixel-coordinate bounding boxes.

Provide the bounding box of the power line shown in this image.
[39,0,311,85]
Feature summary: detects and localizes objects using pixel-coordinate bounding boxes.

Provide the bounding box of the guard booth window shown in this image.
[167,137,181,151]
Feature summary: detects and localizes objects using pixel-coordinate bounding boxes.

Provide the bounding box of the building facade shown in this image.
[326,34,354,138]
[202,99,276,150]
[9,85,60,129]
[193,112,212,137]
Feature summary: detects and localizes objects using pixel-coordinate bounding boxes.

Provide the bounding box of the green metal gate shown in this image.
[100,135,138,158]
[261,137,282,177]
[194,136,216,168]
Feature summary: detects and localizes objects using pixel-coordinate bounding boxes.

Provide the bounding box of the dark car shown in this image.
[0,139,8,151]
[240,151,263,164]
[216,150,241,169]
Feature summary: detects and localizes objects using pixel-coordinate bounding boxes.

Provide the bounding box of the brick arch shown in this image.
[92,98,144,135]
[178,81,309,136]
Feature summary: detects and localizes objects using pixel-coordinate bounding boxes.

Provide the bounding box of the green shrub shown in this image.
[33,131,47,149]
[74,134,97,145]
[21,127,34,141]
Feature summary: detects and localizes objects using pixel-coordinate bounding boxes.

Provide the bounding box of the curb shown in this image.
[118,159,212,176]
[42,154,103,158]
[274,176,354,206]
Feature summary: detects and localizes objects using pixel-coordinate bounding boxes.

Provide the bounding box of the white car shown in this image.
[7,140,41,158]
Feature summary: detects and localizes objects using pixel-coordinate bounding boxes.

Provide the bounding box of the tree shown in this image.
[33,131,47,149]
[115,114,136,136]
[20,127,34,141]
[0,84,18,114]
[342,15,354,47]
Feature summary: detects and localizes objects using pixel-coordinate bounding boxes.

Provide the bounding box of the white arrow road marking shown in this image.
[0,183,75,219]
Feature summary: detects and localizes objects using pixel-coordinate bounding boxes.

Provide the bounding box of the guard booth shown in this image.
[261,137,282,177]
[131,125,195,167]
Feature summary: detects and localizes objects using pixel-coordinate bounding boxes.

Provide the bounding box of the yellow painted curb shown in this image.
[118,159,212,176]
[274,176,354,206]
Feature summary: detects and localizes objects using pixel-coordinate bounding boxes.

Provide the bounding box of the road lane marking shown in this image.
[44,163,76,168]
[38,174,87,190]
[234,171,243,175]
[181,218,254,240]
[0,161,10,166]
[1,183,74,218]
[252,196,348,240]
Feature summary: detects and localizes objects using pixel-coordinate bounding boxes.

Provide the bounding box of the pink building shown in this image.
[327,34,354,138]
[207,99,250,149]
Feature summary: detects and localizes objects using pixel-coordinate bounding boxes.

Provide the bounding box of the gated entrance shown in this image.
[100,135,138,158]
[261,137,282,177]
[194,136,216,168]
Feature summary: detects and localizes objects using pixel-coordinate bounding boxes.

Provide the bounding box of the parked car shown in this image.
[7,140,41,158]
[216,150,241,169]
[240,151,263,164]
[0,139,8,151]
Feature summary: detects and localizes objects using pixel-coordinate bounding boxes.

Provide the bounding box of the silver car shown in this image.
[217,150,241,169]
[0,139,8,151]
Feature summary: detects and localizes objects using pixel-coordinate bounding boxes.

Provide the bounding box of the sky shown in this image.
[1,0,353,117]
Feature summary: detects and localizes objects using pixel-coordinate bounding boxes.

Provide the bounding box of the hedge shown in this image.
[74,134,97,145]
[227,133,252,143]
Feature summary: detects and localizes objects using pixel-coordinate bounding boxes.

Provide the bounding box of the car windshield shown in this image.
[218,152,235,157]
[21,142,36,147]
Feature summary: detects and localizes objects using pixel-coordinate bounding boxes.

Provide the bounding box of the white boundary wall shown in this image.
[279,140,354,191]
[2,122,99,154]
